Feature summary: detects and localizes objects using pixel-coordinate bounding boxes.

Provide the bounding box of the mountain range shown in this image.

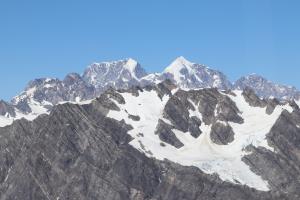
[1,58,300,199]
[0,56,299,127]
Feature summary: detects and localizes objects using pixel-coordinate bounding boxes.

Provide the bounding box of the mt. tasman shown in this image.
[1,57,300,200]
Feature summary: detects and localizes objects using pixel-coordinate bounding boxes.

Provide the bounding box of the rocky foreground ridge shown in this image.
[1,80,300,199]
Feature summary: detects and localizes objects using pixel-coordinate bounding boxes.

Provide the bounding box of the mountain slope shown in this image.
[1,81,299,199]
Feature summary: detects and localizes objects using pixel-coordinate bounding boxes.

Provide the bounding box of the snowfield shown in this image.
[107,89,293,191]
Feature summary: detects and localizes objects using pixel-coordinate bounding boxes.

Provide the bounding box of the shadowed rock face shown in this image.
[266,98,280,115]
[14,99,32,114]
[155,119,184,148]
[0,100,16,117]
[189,116,202,138]
[210,122,234,145]
[242,87,267,108]
[1,85,300,200]
[243,109,300,198]
[242,87,286,115]
[161,88,243,146]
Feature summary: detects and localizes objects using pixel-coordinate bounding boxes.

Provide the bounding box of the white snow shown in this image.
[107,90,181,160]
[141,73,162,84]
[164,56,194,83]
[44,84,54,88]
[45,78,52,82]
[0,106,47,128]
[163,56,223,89]
[28,100,51,116]
[123,58,138,78]
[0,115,15,127]
[59,99,93,105]
[75,96,81,102]
[296,100,300,108]
[0,99,53,127]
[213,74,222,88]
[12,86,37,104]
[0,97,94,128]
[107,89,293,191]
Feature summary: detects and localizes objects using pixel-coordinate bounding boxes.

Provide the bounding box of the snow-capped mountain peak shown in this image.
[164,56,194,73]
[162,57,232,90]
[163,56,196,83]
[123,58,138,72]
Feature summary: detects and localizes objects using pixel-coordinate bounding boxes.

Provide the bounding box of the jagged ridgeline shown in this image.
[1,57,300,199]
[1,57,300,127]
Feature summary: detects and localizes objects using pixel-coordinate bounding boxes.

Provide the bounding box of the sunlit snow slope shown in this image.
[107,88,293,191]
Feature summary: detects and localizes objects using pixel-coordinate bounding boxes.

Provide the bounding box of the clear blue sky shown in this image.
[1,0,300,101]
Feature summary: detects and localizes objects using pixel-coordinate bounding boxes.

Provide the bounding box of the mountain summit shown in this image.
[162,56,232,90]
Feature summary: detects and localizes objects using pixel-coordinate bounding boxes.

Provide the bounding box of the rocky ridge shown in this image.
[1,81,300,199]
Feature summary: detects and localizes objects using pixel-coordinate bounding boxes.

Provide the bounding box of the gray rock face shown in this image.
[242,87,267,108]
[0,100,16,117]
[266,98,280,115]
[1,86,296,200]
[155,119,184,148]
[188,116,202,138]
[189,89,243,125]
[159,87,243,148]
[210,122,234,145]
[242,109,300,199]
[18,78,65,104]
[128,114,140,121]
[62,73,96,102]
[242,87,284,115]
[235,74,300,100]
[163,93,192,133]
[14,99,32,114]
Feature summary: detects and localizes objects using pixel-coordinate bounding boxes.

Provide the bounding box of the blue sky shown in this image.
[1,0,300,101]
